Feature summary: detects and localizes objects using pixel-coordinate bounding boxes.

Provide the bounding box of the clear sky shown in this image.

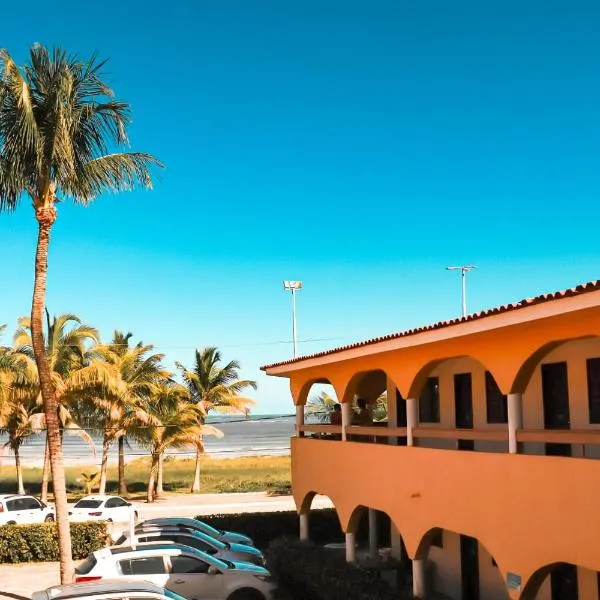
[1,1,600,413]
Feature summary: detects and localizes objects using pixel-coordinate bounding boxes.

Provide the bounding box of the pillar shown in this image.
[345,532,356,563]
[296,405,304,438]
[406,398,417,446]
[368,508,378,559]
[299,512,309,541]
[390,524,403,561]
[508,393,523,454]
[412,559,426,598]
[341,402,352,441]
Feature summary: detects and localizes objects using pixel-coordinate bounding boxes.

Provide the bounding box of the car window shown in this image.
[74,500,102,509]
[6,499,24,512]
[120,556,167,575]
[75,554,98,575]
[23,497,41,510]
[104,498,119,508]
[176,536,213,553]
[170,556,209,574]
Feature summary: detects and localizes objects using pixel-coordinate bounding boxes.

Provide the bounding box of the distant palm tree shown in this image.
[0,45,162,583]
[178,347,257,493]
[92,331,167,495]
[14,313,103,501]
[306,391,338,423]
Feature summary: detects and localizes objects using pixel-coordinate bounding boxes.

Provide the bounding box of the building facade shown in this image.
[262,281,600,600]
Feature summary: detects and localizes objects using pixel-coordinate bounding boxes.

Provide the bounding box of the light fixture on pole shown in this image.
[283,280,303,358]
[446,265,477,318]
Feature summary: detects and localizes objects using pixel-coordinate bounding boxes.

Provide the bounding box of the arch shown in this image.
[341,369,396,404]
[291,377,342,406]
[520,562,580,600]
[510,335,599,394]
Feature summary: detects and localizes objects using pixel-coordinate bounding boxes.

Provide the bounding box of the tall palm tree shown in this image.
[91,331,167,495]
[0,45,161,583]
[14,313,105,501]
[177,347,257,493]
[134,381,217,503]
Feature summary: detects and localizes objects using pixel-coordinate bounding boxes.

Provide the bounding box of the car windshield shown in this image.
[74,500,102,509]
[164,590,188,600]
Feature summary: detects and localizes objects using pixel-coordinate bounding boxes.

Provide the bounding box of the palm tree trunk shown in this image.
[98,433,110,495]
[30,206,73,584]
[156,453,164,497]
[190,447,201,493]
[118,436,128,497]
[14,444,25,495]
[41,435,50,502]
[147,452,159,503]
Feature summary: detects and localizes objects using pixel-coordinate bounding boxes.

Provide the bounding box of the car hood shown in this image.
[229,561,269,575]
[222,531,253,546]
[229,543,262,557]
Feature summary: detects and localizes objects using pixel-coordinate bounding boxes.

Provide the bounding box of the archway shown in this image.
[415,527,508,600]
[520,562,583,600]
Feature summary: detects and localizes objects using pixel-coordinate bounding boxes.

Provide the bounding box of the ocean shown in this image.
[0,414,296,468]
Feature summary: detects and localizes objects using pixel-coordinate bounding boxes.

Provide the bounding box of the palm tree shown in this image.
[177,347,257,493]
[14,313,105,501]
[135,381,218,503]
[0,45,162,583]
[91,331,168,495]
[306,391,338,423]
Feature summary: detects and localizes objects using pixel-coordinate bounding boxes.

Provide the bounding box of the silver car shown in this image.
[116,527,265,565]
[138,518,253,546]
[32,580,187,600]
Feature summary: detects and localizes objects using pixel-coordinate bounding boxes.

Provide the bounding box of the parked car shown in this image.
[75,543,276,600]
[138,518,253,546]
[115,527,265,565]
[0,494,55,525]
[32,579,188,600]
[69,495,138,522]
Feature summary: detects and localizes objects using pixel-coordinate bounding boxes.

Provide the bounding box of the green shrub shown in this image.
[202,508,391,550]
[266,538,413,600]
[0,522,108,563]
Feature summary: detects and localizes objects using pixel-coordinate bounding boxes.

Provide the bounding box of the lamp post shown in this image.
[446,266,477,318]
[283,280,303,358]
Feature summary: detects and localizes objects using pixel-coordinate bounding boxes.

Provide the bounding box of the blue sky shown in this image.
[1,1,600,413]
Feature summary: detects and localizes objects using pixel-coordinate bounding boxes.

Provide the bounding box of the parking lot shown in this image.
[0,492,333,599]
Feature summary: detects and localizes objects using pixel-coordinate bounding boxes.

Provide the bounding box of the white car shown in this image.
[75,543,277,600]
[115,527,266,565]
[0,494,55,525]
[33,579,188,600]
[69,495,138,523]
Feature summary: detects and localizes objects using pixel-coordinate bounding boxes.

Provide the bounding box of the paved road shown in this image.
[0,493,333,600]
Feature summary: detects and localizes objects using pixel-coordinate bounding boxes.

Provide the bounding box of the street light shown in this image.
[283,280,303,358]
[446,266,477,318]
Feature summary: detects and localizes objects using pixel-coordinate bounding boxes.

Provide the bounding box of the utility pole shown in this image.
[283,280,303,357]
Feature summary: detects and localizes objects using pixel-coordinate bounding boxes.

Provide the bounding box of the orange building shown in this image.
[262,280,600,600]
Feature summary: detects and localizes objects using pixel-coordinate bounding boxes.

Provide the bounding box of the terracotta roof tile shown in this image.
[261,279,600,371]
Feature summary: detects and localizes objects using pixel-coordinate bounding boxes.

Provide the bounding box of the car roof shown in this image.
[77,495,115,500]
[37,579,167,599]
[106,542,226,566]
[0,494,33,500]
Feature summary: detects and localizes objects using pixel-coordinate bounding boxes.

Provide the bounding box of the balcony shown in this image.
[292,435,600,597]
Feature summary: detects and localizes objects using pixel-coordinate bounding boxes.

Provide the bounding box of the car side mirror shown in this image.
[207,566,219,575]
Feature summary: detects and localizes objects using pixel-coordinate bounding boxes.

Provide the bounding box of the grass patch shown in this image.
[0,455,291,499]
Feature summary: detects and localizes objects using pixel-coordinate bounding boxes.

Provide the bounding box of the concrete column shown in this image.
[299,512,309,541]
[345,532,356,563]
[508,393,523,454]
[406,398,417,446]
[390,524,403,560]
[341,402,352,441]
[412,559,426,598]
[368,508,378,559]
[296,405,304,438]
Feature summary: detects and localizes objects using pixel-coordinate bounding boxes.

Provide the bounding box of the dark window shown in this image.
[170,556,209,574]
[176,536,213,553]
[105,498,123,508]
[74,500,102,509]
[6,499,24,512]
[419,377,440,423]
[485,372,507,424]
[23,497,41,510]
[587,358,600,423]
[75,554,97,575]
[120,556,166,575]
[431,530,443,548]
